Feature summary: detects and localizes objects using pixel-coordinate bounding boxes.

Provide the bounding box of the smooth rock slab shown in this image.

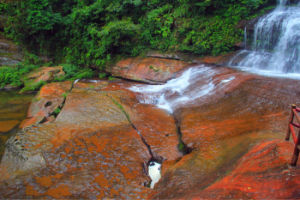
[0,80,183,198]
[109,57,190,84]
[0,125,151,199]
[151,74,300,199]
[101,81,182,161]
[194,140,300,199]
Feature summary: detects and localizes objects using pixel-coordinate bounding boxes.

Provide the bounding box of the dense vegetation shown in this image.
[0,0,276,90]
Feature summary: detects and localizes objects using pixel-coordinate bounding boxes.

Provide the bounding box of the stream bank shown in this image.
[0,55,299,199]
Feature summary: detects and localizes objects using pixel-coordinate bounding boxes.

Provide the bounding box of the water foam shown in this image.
[229,1,300,79]
[129,65,235,113]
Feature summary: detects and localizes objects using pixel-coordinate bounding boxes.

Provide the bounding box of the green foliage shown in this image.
[98,72,107,79]
[0,64,39,88]
[55,64,94,81]
[20,80,46,93]
[53,107,61,116]
[3,0,277,70]
[62,92,68,98]
[108,76,116,81]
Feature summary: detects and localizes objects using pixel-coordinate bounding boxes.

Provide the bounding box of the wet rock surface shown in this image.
[1,124,152,199]
[1,62,300,199]
[151,74,300,199]
[0,79,181,198]
[20,81,72,128]
[194,140,300,199]
[109,57,190,84]
[195,52,237,66]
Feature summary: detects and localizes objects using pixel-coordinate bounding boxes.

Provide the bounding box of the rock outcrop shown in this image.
[108,57,190,84]
[21,66,65,92]
[20,81,72,128]
[150,73,300,199]
[1,58,300,199]
[193,140,300,199]
[0,79,182,198]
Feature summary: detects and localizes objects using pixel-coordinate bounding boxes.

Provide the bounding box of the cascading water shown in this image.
[229,0,300,79]
[129,65,236,113]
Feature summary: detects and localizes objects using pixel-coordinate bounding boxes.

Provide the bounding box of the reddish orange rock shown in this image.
[20,81,72,128]
[192,140,300,199]
[46,184,72,198]
[25,66,65,84]
[131,103,182,161]
[35,176,53,188]
[151,75,300,199]
[109,57,190,84]
[196,52,236,65]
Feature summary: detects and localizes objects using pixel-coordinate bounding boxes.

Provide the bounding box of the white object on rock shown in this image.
[148,161,161,189]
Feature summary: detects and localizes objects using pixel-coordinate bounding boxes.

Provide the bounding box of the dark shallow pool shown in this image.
[0,90,34,159]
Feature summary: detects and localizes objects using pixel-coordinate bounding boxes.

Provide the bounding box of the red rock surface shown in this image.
[151,73,300,199]
[0,80,182,198]
[20,81,72,128]
[196,52,236,66]
[0,125,151,199]
[100,81,182,161]
[25,66,65,84]
[1,62,300,199]
[193,140,300,199]
[109,57,190,83]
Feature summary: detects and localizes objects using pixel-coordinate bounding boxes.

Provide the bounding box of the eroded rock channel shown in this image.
[0,57,300,199]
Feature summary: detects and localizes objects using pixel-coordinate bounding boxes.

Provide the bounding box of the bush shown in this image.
[0,64,39,88]
[3,0,277,70]
[55,64,95,81]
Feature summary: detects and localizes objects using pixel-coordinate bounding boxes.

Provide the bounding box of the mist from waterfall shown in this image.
[229,0,300,79]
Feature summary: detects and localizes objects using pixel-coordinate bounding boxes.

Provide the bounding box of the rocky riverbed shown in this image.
[0,56,299,199]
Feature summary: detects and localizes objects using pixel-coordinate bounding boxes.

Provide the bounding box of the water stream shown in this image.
[229,0,300,79]
[130,65,236,113]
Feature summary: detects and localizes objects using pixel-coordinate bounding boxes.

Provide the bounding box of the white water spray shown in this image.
[229,0,300,79]
[130,65,235,113]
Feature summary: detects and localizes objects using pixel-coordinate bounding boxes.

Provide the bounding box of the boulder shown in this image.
[20,81,72,128]
[108,57,190,84]
[21,66,65,92]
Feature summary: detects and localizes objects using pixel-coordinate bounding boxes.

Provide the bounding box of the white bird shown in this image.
[148,161,161,189]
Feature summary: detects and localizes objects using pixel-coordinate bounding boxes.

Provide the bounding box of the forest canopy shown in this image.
[1,0,276,69]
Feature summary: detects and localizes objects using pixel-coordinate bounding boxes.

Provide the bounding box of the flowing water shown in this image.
[130,65,236,113]
[0,91,34,159]
[229,0,300,79]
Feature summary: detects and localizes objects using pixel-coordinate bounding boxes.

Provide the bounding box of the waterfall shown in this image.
[229,0,300,79]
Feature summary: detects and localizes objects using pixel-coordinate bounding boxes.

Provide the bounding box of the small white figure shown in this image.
[148,161,161,189]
